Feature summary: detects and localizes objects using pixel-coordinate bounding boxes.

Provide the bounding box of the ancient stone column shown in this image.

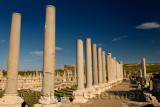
[77,40,85,90]
[98,47,102,84]
[39,5,57,105]
[116,62,119,81]
[0,12,23,107]
[113,57,116,82]
[92,44,98,85]
[119,61,123,80]
[73,39,88,103]
[141,58,146,84]
[85,38,92,88]
[107,53,111,83]
[102,51,107,83]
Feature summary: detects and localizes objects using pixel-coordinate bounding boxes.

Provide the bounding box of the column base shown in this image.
[34,103,61,107]
[99,83,106,92]
[73,89,88,104]
[35,96,60,107]
[93,85,101,95]
[84,87,95,99]
[0,95,24,107]
[103,83,110,91]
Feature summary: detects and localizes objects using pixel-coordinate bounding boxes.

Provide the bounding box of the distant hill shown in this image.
[124,63,160,73]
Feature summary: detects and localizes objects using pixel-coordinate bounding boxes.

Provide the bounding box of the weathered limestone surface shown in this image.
[0,12,24,107]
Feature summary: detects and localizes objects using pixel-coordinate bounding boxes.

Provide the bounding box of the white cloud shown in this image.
[55,47,63,50]
[0,40,5,44]
[30,51,43,56]
[136,22,160,29]
[30,47,63,56]
[112,35,128,41]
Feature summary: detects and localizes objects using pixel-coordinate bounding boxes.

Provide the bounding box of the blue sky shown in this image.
[0,0,160,71]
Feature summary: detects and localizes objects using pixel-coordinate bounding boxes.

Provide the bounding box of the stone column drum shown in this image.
[92,44,98,85]
[85,38,92,88]
[0,13,24,107]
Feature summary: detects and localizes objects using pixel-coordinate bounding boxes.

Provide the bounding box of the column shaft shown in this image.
[92,44,98,85]
[85,38,92,88]
[106,53,111,83]
[42,5,56,97]
[77,40,84,90]
[98,48,102,84]
[141,58,146,82]
[5,13,21,95]
[102,51,106,83]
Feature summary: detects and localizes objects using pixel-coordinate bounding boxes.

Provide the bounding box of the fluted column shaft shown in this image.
[5,13,21,95]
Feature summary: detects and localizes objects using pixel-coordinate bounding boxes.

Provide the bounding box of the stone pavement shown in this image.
[81,80,144,107]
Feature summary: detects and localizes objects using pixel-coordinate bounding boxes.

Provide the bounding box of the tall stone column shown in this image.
[73,39,88,103]
[119,61,123,81]
[85,38,92,88]
[98,47,102,84]
[141,58,146,84]
[0,13,23,107]
[92,44,98,85]
[38,5,57,105]
[76,39,84,90]
[116,62,119,81]
[107,53,111,83]
[113,57,116,82]
[102,51,107,83]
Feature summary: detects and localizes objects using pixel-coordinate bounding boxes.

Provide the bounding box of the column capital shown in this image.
[113,57,116,61]
[108,53,111,55]
[46,5,56,8]
[119,61,123,64]
[12,12,22,16]
[142,58,146,62]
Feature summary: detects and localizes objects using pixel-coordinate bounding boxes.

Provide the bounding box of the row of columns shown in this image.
[0,4,124,106]
[73,38,124,103]
[0,5,59,107]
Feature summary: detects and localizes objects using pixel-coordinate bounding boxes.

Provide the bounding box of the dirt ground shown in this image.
[81,80,144,107]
